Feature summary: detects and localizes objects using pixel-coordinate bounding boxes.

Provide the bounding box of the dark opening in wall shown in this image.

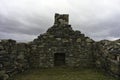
[54,53,65,66]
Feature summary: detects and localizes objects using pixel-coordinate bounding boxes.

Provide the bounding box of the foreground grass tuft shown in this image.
[13,68,116,80]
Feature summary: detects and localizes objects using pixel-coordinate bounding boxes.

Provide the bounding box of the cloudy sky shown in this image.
[0,0,120,42]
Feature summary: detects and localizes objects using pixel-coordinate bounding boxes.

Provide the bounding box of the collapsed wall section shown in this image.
[94,40,120,78]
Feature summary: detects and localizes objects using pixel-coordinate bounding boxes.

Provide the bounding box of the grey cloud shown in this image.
[0,0,120,42]
[0,14,52,35]
[70,13,120,41]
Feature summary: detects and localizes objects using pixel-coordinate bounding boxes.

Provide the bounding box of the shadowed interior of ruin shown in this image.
[54,53,65,66]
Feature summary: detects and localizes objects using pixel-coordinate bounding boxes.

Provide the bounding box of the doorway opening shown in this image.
[54,53,65,66]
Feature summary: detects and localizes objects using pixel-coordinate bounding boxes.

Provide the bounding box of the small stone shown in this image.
[49,35,54,38]
[76,38,81,42]
[86,38,93,43]
[62,39,69,43]
[56,38,61,41]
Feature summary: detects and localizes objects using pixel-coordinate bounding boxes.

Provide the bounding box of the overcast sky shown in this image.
[0,0,120,42]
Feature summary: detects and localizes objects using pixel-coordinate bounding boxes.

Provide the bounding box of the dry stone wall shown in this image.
[95,40,120,78]
[0,39,30,80]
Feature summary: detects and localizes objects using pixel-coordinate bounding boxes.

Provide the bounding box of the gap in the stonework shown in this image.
[54,53,65,66]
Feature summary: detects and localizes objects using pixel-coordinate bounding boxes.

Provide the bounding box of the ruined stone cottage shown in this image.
[0,13,120,79]
[30,13,95,68]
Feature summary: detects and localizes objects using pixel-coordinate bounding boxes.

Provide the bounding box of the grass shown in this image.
[13,67,117,80]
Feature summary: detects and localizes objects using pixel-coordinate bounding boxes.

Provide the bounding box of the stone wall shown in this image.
[95,40,120,78]
[29,14,95,68]
[0,39,30,80]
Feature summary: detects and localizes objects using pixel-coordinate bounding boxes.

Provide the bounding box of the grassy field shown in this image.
[13,67,117,80]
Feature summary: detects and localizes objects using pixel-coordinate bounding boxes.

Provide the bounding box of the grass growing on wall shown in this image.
[13,67,116,80]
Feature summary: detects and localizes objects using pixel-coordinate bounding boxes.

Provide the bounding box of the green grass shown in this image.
[13,67,116,80]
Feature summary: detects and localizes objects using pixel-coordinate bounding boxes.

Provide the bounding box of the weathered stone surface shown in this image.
[86,38,94,43]
[30,13,95,68]
[0,70,9,80]
[0,40,30,79]
[54,13,69,25]
[76,38,81,42]
[95,39,120,77]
